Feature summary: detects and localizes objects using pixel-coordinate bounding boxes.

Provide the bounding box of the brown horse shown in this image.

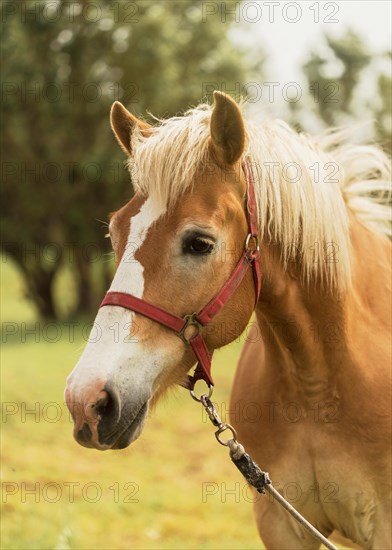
[65,92,391,548]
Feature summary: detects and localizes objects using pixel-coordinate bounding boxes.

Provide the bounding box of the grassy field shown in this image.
[1,258,262,549]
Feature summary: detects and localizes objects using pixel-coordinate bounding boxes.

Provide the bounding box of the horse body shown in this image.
[232,216,391,548]
[65,92,391,548]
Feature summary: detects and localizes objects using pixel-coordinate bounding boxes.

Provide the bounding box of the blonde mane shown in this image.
[128,103,391,290]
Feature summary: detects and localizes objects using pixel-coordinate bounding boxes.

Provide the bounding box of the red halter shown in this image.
[100,161,261,390]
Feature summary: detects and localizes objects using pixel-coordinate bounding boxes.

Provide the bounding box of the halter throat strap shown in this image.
[100,160,261,390]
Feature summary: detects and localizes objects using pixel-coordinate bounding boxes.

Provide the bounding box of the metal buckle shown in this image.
[177,313,203,345]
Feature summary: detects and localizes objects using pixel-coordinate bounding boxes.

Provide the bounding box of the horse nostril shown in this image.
[96,385,121,427]
[94,393,109,418]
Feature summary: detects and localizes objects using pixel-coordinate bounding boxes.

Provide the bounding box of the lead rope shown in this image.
[193,392,338,550]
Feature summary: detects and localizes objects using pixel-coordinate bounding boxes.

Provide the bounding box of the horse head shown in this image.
[65,92,258,449]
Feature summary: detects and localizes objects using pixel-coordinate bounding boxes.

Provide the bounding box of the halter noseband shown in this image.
[100,161,261,391]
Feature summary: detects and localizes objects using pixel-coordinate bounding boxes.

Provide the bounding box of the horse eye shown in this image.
[183,235,215,256]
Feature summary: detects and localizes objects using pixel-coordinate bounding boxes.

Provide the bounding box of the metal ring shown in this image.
[215,423,238,446]
[190,384,214,402]
[245,233,260,252]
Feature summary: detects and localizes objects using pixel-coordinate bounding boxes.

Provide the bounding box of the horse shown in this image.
[65,91,391,549]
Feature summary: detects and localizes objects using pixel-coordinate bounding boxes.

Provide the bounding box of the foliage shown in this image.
[303,30,371,126]
[290,29,391,152]
[1,0,252,320]
[374,58,392,151]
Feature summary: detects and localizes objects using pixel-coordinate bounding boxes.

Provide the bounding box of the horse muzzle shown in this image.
[65,380,149,450]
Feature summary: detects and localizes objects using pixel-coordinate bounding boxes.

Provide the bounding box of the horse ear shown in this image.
[110,101,151,156]
[210,91,245,166]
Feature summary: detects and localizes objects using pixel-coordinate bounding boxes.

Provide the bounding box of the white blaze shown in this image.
[109,198,165,296]
[66,197,167,397]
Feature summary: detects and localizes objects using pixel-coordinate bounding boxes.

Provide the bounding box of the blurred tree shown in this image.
[290,29,391,154]
[1,0,255,319]
[374,54,392,152]
[302,30,371,126]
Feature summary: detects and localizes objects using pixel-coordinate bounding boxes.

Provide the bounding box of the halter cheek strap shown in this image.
[100,160,261,390]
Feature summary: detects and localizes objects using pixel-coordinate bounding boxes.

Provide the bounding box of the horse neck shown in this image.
[253,215,390,404]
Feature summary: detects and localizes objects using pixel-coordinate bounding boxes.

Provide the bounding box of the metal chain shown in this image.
[193,391,338,550]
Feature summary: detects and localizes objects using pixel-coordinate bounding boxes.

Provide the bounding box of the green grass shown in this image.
[1,258,261,549]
